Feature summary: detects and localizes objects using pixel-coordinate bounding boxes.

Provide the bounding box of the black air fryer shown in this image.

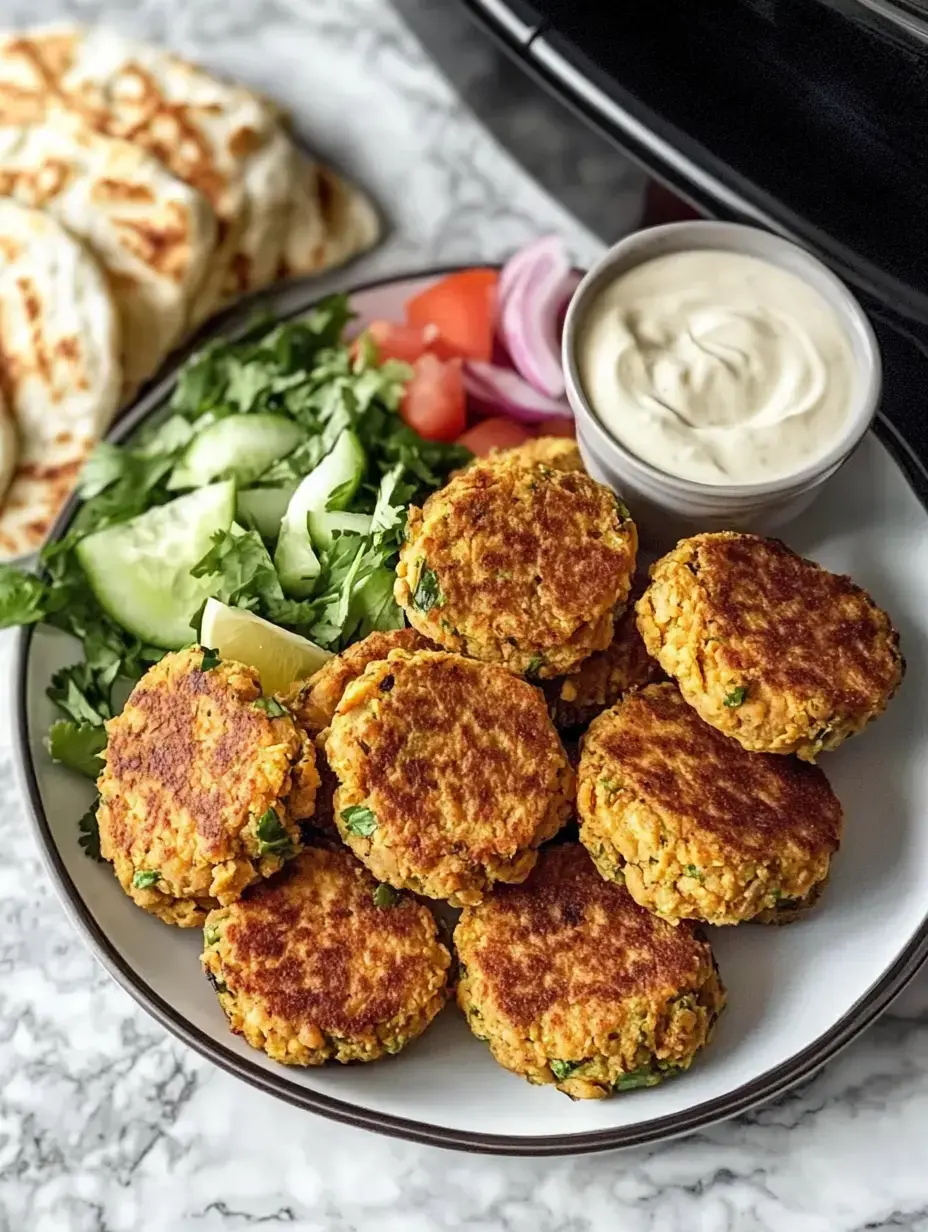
[459,0,928,463]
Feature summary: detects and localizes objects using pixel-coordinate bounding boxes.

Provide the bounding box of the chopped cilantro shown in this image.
[253,696,287,717]
[684,864,705,882]
[77,803,104,862]
[342,805,378,837]
[372,883,400,908]
[550,1059,583,1082]
[206,969,229,995]
[132,869,160,890]
[47,720,106,779]
[412,566,442,613]
[613,1066,664,1092]
[255,808,293,858]
[525,654,546,679]
[723,685,747,708]
[616,500,631,520]
[201,647,221,672]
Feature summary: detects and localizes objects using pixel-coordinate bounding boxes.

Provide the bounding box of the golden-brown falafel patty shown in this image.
[202,845,450,1065]
[281,628,437,835]
[395,451,637,678]
[97,647,318,927]
[577,683,843,925]
[282,627,435,737]
[455,844,725,1099]
[326,649,574,905]
[636,532,903,760]
[544,576,663,729]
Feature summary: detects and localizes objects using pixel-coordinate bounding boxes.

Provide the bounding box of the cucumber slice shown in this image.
[236,483,297,540]
[274,430,366,599]
[168,414,303,490]
[307,510,372,550]
[76,481,236,649]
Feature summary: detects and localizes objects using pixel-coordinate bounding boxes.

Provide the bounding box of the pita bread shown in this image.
[0,114,216,393]
[0,24,80,126]
[280,156,380,279]
[0,199,121,559]
[0,392,18,505]
[53,27,297,322]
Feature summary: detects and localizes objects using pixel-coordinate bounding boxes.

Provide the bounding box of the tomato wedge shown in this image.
[405,269,499,362]
[457,417,533,456]
[537,415,576,439]
[363,320,439,365]
[400,354,467,442]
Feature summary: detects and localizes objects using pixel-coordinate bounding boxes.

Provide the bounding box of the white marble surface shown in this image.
[1,1,927,1229]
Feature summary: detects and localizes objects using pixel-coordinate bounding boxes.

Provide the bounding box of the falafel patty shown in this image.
[577,683,843,925]
[202,845,450,1065]
[395,450,637,679]
[97,647,319,927]
[455,844,725,1099]
[326,649,574,905]
[281,628,436,834]
[499,436,584,473]
[544,577,662,729]
[282,627,435,738]
[636,532,903,760]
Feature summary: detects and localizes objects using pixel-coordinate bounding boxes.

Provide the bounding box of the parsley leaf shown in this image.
[614,1066,665,1092]
[372,883,400,908]
[0,569,51,627]
[78,803,104,862]
[46,720,106,779]
[341,805,378,837]
[255,807,294,858]
[201,647,221,672]
[412,566,442,613]
[724,686,747,708]
[253,696,287,717]
[550,1059,582,1081]
[132,869,160,890]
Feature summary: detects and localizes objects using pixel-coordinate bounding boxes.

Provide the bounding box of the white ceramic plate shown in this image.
[13,271,928,1155]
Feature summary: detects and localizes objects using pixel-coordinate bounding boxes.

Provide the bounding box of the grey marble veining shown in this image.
[1,2,928,1229]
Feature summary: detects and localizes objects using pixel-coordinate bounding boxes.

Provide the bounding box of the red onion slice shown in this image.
[463,360,573,424]
[498,237,573,399]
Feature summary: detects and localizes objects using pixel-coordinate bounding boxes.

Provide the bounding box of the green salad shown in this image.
[0,295,468,779]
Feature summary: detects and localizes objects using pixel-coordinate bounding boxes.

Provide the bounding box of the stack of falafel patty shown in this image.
[95,438,903,1099]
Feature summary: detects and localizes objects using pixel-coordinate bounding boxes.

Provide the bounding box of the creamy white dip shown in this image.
[576,250,856,486]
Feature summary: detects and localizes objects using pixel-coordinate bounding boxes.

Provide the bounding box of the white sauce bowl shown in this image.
[562,222,882,542]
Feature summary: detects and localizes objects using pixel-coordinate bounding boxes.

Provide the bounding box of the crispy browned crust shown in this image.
[459,845,715,1028]
[545,576,663,729]
[395,455,637,678]
[637,532,904,759]
[98,647,318,923]
[214,847,449,1039]
[283,627,435,737]
[327,649,574,904]
[584,683,842,859]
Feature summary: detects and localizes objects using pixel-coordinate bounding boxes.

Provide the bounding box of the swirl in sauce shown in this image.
[577,250,856,485]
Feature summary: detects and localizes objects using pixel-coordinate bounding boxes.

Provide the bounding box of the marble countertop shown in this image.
[2,1,927,1229]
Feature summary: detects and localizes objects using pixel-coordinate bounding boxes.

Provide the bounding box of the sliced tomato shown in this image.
[363,320,439,365]
[405,269,499,362]
[400,354,467,442]
[538,415,576,439]
[456,417,533,456]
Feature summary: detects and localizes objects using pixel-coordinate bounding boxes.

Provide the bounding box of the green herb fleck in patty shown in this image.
[723,685,747,708]
[550,1059,583,1082]
[255,808,294,858]
[132,869,160,890]
[372,883,400,908]
[253,696,287,717]
[412,566,443,613]
[201,647,221,672]
[342,805,378,837]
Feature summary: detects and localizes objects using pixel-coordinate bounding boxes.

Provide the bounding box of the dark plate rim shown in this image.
[12,265,928,1157]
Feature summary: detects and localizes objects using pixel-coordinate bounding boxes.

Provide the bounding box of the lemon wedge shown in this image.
[199,598,332,695]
